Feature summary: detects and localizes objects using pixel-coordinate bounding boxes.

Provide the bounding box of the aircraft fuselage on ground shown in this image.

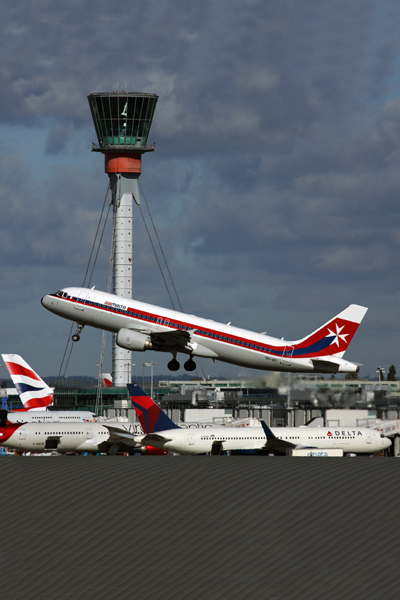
[42,287,367,374]
[127,384,391,455]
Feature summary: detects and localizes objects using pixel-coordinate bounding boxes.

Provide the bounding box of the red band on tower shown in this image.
[105,153,142,174]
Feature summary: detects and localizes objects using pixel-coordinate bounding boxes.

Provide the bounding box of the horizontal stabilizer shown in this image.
[311,359,340,373]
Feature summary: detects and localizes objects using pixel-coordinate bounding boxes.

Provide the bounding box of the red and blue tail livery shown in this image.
[127,383,180,433]
[2,354,54,410]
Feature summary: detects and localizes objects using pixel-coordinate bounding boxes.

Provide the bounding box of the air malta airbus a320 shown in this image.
[42,287,367,374]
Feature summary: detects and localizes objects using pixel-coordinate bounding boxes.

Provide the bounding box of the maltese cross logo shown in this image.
[326,323,349,347]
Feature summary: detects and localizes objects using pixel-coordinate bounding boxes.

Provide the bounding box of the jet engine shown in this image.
[116,328,154,352]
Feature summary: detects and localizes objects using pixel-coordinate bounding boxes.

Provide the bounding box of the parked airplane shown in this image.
[41,287,367,374]
[2,354,96,423]
[0,411,165,455]
[126,383,391,455]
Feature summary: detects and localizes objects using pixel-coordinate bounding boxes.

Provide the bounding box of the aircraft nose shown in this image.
[41,295,50,308]
[383,437,392,449]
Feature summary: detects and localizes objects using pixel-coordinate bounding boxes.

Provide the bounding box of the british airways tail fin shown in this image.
[291,305,368,359]
[127,383,180,433]
[1,354,54,410]
[102,373,113,388]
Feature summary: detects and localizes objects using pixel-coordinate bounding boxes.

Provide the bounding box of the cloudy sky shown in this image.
[1,0,400,381]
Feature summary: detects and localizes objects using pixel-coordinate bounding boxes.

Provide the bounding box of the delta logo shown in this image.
[327,431,332,437]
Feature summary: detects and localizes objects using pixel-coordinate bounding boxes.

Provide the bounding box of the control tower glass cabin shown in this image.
[88,92,158,387]
[88,92,158,152]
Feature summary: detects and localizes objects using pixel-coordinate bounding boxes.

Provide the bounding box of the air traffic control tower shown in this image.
[88,91,158,386]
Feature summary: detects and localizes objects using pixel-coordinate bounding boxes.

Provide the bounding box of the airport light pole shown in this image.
[144,362,157,399]
[376,366,385,382]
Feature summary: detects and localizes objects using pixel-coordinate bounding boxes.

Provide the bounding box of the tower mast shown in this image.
[88,91,158,386]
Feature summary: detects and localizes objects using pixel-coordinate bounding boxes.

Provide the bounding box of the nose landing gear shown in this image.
[72,323,84,342]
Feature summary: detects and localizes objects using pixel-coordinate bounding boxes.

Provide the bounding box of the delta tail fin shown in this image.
[291,305,368,359]
[1,354,54,410]
[127,383,180,433]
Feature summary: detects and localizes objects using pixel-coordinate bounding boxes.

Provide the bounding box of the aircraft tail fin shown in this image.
[101,373,113,388]
[1,354,54,410]
[127,383,180,433]
[292,305,368,359]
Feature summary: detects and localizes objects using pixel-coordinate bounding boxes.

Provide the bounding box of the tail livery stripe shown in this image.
[127,383,180,433]
[14,383,49,395]
[23,396,54,409]
[3,361,41,381]
[1,354,54,410]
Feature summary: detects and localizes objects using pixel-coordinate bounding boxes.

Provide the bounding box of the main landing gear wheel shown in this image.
[168,358,180,371]
[184,358,196,372]
[72,323,84,343]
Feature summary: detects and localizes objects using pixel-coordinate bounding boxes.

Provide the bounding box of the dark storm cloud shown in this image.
[1,0,400,377]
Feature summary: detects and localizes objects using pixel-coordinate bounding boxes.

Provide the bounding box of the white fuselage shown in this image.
[41,287,360,374]
[0,421,142,454]
[7,411,97,424]
[134,425,391,455]
[0,420,226,454]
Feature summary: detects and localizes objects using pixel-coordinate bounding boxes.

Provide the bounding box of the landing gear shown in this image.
[168,358,180,371]
[72,323,84,342]
[184,358,196,372]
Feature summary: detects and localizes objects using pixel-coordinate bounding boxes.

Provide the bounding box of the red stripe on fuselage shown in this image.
[62,295,357,359]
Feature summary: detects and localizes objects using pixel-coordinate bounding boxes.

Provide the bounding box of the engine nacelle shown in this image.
[116,328,153,352]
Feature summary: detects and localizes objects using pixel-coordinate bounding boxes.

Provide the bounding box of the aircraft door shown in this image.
[19,429,26,440]
[74,291,89,311]
[53,413,59,423]
[86,428,93,439]
[367,433,372,444]
[188,433,195,445]
[280,345,294,366]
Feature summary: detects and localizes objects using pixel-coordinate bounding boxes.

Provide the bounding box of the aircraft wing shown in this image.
[125,325,194,349]
[140,433,173,444]
[103,425,137,442]
[150,328,194,348]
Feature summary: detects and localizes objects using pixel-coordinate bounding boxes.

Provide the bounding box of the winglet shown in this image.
[260,420,276,440]
[127,383,180,433]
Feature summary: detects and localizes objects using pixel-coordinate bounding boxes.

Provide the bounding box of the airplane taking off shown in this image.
[2,354,96,423]
[126,384,391,455]
[42,287,367,374]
